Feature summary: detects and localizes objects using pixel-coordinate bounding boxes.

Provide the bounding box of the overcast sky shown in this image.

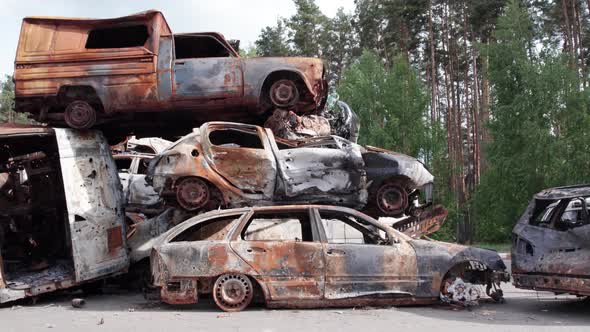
[0,0,355,77]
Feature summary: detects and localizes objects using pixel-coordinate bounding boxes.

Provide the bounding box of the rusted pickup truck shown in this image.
[14,10,326,134]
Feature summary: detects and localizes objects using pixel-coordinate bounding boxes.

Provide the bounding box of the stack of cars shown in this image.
[0,10,510,310]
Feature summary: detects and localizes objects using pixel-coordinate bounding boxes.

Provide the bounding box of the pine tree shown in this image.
[255,19,291,56]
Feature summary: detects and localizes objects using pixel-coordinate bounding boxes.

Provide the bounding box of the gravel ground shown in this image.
[1,262,588,332]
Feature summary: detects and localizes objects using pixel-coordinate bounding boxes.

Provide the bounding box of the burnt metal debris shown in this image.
[0,9,512,310]
[150,205,508,311]
[512,185,590,297]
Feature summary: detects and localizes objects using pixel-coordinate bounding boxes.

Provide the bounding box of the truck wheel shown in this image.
[213,273,253,312]
[175,177,210,211]
[269,79,299,108]
[375,181,409,217]
[64,100,97,129]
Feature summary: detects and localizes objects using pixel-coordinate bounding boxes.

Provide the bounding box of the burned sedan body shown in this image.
[512,185,590,296]
[147,122,435,219]
[14,10,326,135]
[0,125,128,303]
[150,205,508,311]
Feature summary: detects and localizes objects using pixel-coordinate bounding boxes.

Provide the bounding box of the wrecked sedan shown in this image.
[150,205,509,311]
[512,185,590,296]
[0,125,129,303]
[14,10,326,133]
[147,122,435,218]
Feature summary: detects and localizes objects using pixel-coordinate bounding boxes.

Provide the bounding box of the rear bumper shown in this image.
[513,273,590,296]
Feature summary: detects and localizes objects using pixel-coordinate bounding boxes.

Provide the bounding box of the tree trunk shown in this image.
[429,0,438,124]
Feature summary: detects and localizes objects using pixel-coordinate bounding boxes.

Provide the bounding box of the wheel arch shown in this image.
[257,69,314,112]
[57,84,105,112]
[172,175,227,210]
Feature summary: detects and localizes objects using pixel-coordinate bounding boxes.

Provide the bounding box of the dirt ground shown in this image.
[1,264,589,332]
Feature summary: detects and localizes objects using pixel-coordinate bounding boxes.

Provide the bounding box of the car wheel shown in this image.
[213,273,254,312]
[375,182,409,217]
[269,79,299,108]
[64,100,97,129]
[175,177,210,211]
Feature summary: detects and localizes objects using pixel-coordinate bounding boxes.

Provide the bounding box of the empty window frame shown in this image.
[114,158,133,173]
[137,158,152,175]
[174,35,231,59]
[319,211,384,245]
[85,25,149,49]
[242,211,314,242]
[209,129,264,149]
[170,215,240,242]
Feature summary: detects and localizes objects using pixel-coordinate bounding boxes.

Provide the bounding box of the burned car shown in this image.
[13,10,326,135]
[114,152,160,208]
[512,185,590,296]
[150,205,509,311]
[0,125,128,303]
[147,122,435,218]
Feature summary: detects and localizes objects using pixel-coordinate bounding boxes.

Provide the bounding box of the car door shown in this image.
[269,133,365,199]
[314,208,418,300]
[230,209,325,301]
[172,34,243,100]
[126,156,160,206]
[54,129,128,282]
[201,125,276,198]
[517,198,590,278]
[114,155,134,201]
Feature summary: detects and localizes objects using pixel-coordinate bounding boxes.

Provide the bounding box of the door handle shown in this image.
[176,61,186,65]
[246,247,266,253]
[326,249,346,255]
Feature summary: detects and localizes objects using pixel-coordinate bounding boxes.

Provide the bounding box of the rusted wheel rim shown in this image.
[213,274,253,312]
[376,183,408,216]
[175,177,210,211]
[64,101,97,129]
[269,79,299,108]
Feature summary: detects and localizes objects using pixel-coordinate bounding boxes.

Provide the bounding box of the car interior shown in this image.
[0,133,74,289]
[174,35,232,59]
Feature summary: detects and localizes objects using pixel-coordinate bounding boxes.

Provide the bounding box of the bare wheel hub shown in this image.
[64,100,97,129]
[376,183,408,216]
[213,274,253,312]
[175,177,210,211]
[269,79,299,108]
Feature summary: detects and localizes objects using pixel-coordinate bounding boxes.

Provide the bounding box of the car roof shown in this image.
[23,9,171,32]
[534,184,590,200]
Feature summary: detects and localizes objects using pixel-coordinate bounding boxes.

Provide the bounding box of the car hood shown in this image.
[363,147,434,188]
[410,239,507,272]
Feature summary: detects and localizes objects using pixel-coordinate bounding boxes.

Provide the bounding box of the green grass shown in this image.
[472,242,511,252]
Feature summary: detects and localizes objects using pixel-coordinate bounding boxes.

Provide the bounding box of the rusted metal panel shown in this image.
[157,36,174,101]
[107,226,124,254]
[201,124,276,197]
[231,241,325,300]
[512,185,590,296]
[55,128,129,282]
[174,58,243,99]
